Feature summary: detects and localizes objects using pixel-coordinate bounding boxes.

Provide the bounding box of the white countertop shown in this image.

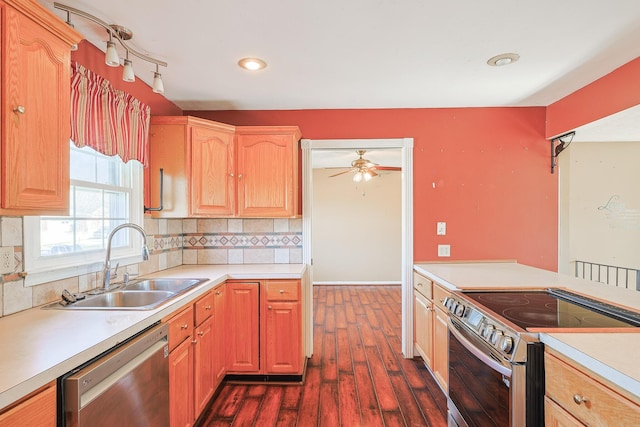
[414,261,640,400]
[0,264,306,409]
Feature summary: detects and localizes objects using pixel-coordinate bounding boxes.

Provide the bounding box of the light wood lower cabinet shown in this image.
[212,283,227,387]
[0,381,56,427]
[167,291,216,427]
[226,281,260,373]
[413,270,449,392]
[263,280,303,374]
[545,349,640,427]
[226,279,303,375]
[413,289,433,367]
[432,285,449,391]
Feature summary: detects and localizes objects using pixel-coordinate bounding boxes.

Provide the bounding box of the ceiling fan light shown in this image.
[363,171,373,181]
[353,172,363,183]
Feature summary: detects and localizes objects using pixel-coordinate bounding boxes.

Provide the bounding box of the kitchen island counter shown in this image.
[414,261,640,400]
[0,264,306,409]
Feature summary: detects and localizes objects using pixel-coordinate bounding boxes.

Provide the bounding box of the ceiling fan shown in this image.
[329,149,401,182]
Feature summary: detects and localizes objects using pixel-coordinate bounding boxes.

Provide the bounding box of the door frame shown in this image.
[301,138,414,358]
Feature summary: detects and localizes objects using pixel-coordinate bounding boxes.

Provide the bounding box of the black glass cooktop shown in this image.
[462,289,640,329]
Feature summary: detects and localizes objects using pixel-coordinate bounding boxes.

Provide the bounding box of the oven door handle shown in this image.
[448,318,512,378]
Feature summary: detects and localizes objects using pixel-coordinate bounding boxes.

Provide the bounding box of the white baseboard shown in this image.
[313,281,402,286]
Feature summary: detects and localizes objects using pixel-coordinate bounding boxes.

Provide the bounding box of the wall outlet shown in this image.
[437,222,446,235]
[438,244,451,257]
[0,247,14,274]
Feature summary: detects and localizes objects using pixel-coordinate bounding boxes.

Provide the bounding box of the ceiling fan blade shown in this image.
[329,168,356,177]
[372,166,402,171]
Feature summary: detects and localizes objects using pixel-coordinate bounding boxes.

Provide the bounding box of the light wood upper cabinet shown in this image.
[0,0,81,215]
[190,124,235,216]
[235,126,301,218]
[148,117,300,218]
[148,116,235,218]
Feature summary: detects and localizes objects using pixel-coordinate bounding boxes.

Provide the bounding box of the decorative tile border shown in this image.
[151,234,183,252]
[183,232,302,249]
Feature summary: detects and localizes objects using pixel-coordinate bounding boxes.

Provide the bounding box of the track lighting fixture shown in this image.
[54,2,168,89]
[122,52,135,82]
[152,65,164,94]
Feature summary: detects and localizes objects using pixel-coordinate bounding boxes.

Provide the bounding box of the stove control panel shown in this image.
[443,294,521,361]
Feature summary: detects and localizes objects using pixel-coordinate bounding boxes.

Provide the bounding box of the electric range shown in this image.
[443,288,639,427]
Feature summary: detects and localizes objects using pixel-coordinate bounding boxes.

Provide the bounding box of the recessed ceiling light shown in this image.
[238,57,267,71]
[487,53,520,67]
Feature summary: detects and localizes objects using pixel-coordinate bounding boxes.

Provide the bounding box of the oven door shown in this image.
[448,317,515,427]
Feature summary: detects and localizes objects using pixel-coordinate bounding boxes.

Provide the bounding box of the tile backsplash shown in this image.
[0,217,302,317]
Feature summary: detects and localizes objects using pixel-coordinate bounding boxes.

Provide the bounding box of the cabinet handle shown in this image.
[13,105,25,114]
[198,331,204,336]
[192,339,198,344]
[417,282,423,287]
[215,291,221,295]
[181,324,189,330]
[205,305,212,310]
[238,174,243,179]
[268,305,272,309]
[230,173,234,177]
[279,289,285,294]
[572,394,588,405]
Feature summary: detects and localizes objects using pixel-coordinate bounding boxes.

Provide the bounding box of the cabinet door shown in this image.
[212,285,227,386]
[433,307,448,391]
[169,337,194,427]
[0,381,56,427]
[193,316,215,419]
[226,282,260,372]
[236,128,299,217]
[1,6,71,213]
[191,125,235,216]
[264,301,301,374]
[545,396,586,427]
[414,290,433,368]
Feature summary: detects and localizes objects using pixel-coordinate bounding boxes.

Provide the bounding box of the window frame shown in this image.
[23,150,145,287]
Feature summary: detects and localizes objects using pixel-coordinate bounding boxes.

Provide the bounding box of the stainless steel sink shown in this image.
[123,278,208,293]
[43,278,208,310]
[51,291,177,310]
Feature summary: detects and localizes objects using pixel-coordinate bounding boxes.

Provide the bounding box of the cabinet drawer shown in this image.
[265,280,300,301]
[413,272,433,299]
[433,284,450,309]
[545,352,640,426]
[168,306,194,351]
[194,292,214,326]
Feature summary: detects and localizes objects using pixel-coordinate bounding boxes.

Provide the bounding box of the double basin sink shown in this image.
[45,278,208,310]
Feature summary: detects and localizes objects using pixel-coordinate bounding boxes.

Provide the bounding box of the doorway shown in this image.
[301,138,415,358]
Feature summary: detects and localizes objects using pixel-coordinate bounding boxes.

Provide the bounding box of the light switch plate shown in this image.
[0,247,13,274]
[437,222,446,235]
[438,244,451,257]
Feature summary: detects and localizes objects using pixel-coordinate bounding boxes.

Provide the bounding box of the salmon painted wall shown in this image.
[547,56,640,138]
[189,108,558,271]
[71,41,182,116]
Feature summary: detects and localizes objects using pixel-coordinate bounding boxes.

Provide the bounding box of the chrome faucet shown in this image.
[101,223,150,290]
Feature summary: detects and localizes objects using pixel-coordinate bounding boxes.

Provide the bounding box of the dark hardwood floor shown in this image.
[199,285,448,426]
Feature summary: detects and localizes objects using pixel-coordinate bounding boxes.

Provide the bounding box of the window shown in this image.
[24,142,144,286]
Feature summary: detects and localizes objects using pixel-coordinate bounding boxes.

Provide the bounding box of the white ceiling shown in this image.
[41,0,640,140]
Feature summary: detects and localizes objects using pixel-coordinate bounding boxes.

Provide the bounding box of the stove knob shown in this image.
[490,330,503,346]
[449,301,458,314]
[482,324,495,339]
[442,297,452,310]
[454,303,465,317]
[500,336,514,354]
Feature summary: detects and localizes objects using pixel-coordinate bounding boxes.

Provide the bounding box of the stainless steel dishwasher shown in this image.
[60,323,170,427]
